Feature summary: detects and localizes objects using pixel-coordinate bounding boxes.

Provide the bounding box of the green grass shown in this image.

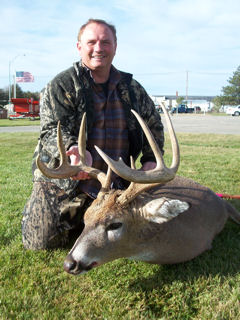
[0,118,40,127]
[0,132,240,319]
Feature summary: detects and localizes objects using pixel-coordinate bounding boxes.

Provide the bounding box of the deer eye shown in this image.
[106,222,122,231]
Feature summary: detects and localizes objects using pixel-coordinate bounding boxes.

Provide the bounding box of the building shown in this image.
[150,95,215,112]
[0,106,7,119]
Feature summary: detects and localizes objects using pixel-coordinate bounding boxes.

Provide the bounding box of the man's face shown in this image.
[77,23,117,72]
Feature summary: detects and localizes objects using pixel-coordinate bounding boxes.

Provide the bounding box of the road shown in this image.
[162,114,240,135]
[0,126,40,133]
[0,115,240,135]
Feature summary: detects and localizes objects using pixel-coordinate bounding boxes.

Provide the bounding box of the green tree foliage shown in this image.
[0,88,8,106]
[15,84,25,98]
[24,91,40,100]
[215,65,240,106]
[212,96,223,112]
[176,96,185,105]
[0,84,40,105]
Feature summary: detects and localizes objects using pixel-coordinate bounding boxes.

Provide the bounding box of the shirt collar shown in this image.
[80,60,121,86]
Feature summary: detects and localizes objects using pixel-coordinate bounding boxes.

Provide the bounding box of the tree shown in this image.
[0,88,8,106]
[0,84,40,102]
[212,96,222,112]
[215,66,240,106]
[15,84,25,98]
[3,84,24,100]
[24,91,40,100]
[176,96,184,105]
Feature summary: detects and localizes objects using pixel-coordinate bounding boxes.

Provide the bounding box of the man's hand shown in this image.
[66,145,93,180]
[140,161,157,171]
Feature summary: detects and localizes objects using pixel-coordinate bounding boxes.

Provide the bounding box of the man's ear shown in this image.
[77,41,82,55]
[114,41,117,56]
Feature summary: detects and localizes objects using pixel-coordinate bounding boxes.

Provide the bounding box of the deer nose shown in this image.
[63,255,77,273]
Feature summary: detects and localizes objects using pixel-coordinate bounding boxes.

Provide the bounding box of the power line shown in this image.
[135,70,231,76]
[190,71,231,75]
[135,71,183,76]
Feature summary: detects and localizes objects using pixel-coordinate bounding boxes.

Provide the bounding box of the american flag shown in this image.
[16,71,34,83]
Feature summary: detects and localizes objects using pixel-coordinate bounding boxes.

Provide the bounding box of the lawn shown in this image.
[0,118,40,127]
[0,132,240,319]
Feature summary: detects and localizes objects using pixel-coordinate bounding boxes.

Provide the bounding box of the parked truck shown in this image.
[226,105,240,116]
[170,104,195,114]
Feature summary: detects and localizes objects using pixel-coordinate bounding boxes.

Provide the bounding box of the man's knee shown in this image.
[21,182,69,250]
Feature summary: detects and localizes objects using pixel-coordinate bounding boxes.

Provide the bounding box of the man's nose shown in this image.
[94,41,103,51]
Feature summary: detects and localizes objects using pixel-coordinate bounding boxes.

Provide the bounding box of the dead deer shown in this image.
[37,105,240,275]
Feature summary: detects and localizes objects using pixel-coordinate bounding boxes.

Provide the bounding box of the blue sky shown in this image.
[1,0,240,96]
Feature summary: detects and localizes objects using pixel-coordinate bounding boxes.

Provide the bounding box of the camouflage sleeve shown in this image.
[131,79,165,164]
[39,75,79,163]
[32,73,82,193]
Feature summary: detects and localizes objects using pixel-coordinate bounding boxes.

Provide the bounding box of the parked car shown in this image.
[226,105,240,116]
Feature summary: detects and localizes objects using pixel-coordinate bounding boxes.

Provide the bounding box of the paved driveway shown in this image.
[0,126,40,133]
[162,114,240,135]
[0,115,240,135]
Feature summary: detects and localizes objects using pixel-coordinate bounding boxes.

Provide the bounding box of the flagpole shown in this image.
[8,60,11,105]
[8,54,26,103]
[14,74,16,98]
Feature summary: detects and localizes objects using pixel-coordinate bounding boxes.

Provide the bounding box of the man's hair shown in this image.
[77,18,117,42]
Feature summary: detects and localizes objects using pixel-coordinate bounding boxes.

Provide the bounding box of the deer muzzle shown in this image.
[63,254,98,275]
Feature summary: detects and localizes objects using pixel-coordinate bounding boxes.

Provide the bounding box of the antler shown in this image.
[95,103,179,183]
[37,105,179,207]
[36,113,111,189]
[95,103,180,206]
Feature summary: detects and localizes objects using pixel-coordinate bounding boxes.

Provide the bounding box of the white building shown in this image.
[150,95,214,112]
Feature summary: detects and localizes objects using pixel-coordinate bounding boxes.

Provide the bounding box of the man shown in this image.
[22,19,164,250]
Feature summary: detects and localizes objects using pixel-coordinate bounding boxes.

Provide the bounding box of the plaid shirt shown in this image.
[78,66,129,198]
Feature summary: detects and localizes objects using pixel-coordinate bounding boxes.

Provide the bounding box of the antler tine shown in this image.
[95,104,180,184]
[36,114,108,187]
[97,166,113,199]
[76,113,109,186]
[78,113,86,164]
[57,121,69,165]
[36,121,82,179]
[131,109,164,169]
[160,102,180,170]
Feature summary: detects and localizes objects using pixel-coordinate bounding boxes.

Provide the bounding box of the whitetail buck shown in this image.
[37,105,240,275]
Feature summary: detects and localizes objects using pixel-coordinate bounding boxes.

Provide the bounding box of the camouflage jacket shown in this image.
[32,61,164,194]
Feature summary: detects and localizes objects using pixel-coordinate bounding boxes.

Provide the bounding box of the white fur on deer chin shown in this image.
[144,197,190,224]
[128,251,156,262]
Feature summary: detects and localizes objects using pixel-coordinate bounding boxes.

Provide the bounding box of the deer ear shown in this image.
[144,197,189,224]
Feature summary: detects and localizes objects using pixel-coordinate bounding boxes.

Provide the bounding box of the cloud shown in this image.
[1,0,240,95]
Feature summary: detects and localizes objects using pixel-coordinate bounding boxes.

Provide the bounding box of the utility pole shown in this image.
[186,70,188,105]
